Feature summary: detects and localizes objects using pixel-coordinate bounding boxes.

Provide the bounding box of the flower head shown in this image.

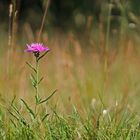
[25,43,50,53]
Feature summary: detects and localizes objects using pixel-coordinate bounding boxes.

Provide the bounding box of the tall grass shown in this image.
[0,0,139,139]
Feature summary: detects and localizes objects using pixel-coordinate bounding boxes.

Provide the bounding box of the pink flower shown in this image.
[25,43,50,53]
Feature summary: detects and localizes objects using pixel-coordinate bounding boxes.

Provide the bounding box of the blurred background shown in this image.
[0,0,140,44]
[0,0,140,113]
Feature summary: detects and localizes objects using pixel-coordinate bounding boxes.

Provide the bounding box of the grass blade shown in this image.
[20,99,35,119]
[8,109,19,121]
[38,77,44,85]
[39,89,57,104]
[26,62,37,73]
[41,113,49,122]
[37,51,50,61]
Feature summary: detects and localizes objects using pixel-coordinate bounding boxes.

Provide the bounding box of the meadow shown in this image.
[0,1,140,140]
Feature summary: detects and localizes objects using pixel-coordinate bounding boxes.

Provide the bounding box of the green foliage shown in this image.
[0,103,139,139]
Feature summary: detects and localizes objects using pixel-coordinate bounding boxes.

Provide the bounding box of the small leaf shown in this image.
[8,109,19,121]
[30,74,36,83]
[35,95,41,104]
[10,119,17,127]
[11,106,20,116]
[41,113,49,122]
[9,98,27,124]
[20,119,27,126]
[39,89,57,104]
[11,104,22,118]
[32,81,36,87]
[11,95,16,106]
[37,51,50,61]
[9,112,26,126]
[35,95,38,103]
[30,74,37,87]
[20,99,36,119]
[38,77,44,85]
[26,62,37,73]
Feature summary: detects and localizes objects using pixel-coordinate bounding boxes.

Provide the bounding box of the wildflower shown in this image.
[25,43,49,55]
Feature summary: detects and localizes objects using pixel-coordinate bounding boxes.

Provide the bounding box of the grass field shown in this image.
[0,1,140,138]
[0,27,139,139]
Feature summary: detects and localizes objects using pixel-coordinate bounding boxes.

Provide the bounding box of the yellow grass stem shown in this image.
[37,0,50,42]
[103,2,112,89]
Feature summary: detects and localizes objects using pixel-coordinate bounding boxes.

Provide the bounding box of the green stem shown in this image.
[36,57,39,104]
[35,57,39,115]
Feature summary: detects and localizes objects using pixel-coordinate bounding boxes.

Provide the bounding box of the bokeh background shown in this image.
[0,0,140,114]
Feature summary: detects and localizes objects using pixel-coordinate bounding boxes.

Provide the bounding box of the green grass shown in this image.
[0,103,139,139]
[0,7,140,137]
[0,35,139,139]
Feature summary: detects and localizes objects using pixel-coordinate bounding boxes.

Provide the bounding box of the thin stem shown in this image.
[34,57,39,115]
[36,57,39,103]
[103,2,112,90]
[8,4,13,47]
[104,3,111,72]
[37,0,50,42]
